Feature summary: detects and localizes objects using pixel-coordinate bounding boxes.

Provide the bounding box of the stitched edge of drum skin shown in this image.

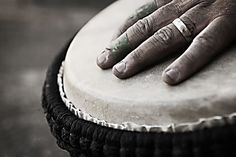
[42,35,236,157]
[57,62,236,133]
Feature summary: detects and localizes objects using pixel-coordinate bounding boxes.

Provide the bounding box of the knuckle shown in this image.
[173,3,182,14]
[162,2,181,15]
[170,0,194,14]
[133,17,153,37]
[194,35,215,50]
[153,26,174,46]
[194,36,208,44]
[199,0,216,7]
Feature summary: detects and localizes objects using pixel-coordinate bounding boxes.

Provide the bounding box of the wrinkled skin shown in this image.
[97,0,236,85]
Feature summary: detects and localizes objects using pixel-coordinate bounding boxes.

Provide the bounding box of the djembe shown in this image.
[42,0,236,156]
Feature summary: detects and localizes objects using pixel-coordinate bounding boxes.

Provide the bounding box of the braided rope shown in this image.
[41,34,236,157]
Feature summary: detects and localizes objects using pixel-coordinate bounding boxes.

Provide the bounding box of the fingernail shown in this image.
[97,51,107,65]
[114,62,126,73]
[162,68,180,85]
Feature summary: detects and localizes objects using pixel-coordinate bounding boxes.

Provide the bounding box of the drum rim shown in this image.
[42,34,236,156]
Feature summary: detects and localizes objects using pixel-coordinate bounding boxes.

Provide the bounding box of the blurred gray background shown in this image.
[0,0,115,156]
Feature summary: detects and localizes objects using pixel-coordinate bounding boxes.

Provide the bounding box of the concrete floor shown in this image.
[0,0,114,156]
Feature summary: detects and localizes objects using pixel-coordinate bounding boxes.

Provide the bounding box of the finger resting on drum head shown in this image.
[97,33,132,69]
[162,16,236,85]
[112,23,187,79]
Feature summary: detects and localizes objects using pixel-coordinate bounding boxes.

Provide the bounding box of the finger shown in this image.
[112,0,171,40]
[112,23,187,79]
[162,16,236,85]
[97,0,200,69]
[112,5,210,79]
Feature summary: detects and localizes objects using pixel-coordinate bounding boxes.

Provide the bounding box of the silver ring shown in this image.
[172,18,192,42]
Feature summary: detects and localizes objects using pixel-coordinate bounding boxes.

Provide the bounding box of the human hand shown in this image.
[97,0,236,85]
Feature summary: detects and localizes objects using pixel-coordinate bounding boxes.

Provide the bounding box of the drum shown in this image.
[42,0,236,156]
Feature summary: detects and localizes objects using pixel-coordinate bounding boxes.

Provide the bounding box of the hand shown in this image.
[97,0,236,85]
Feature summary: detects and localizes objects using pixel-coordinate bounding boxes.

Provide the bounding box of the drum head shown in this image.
[63,0,236,127]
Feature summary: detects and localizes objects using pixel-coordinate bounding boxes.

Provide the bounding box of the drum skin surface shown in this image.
[63,0,236,126]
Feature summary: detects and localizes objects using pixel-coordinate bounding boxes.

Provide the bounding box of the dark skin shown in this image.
[97,0,236,85]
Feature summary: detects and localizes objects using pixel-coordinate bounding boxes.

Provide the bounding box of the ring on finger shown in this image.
[172,18,192,42]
